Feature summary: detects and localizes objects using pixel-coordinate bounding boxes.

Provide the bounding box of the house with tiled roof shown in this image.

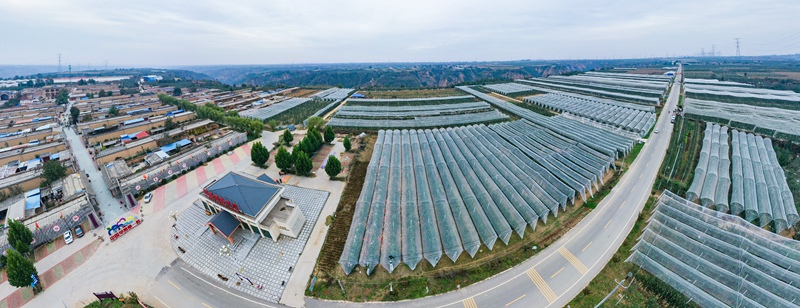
[199,171,306,243]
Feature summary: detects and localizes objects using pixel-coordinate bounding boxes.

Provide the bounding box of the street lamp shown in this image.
[220,245,231,257]
[169,211,179,221]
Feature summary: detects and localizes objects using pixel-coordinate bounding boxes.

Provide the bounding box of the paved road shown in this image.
[149,259,279,308]
[63,106,126,221]
[308,66,683,308]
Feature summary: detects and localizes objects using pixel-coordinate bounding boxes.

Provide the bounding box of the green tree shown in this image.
[173,87,183,96]
[7,220,33,255]
[108,105,119,117]
[343,134,351,152]
[250,141,270,168]
[306,116,325,130]
[294,151,313,176]
[164,117,176,130]
[40,160,67,188]
[77,79,87,85]
[323,126,335,143]
[226,110,238,117]
[275,146,293,172]
[70,106,80,124]
[268,120,278,131]
[98,89,106,97]
[325,155,342,180]
[56,89,69,105]
[5,249,38,288]
[282,129,294,145]
[3,97,20,108]
[81,114,93,122]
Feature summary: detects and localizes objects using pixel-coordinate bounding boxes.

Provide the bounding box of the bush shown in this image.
[325,155,342,180]
[295,151,313,176]
[343,134,351,152]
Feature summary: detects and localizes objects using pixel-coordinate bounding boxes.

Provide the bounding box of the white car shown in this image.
[654,129,659,134]
[64,231,74,245]
[144,192,153,203]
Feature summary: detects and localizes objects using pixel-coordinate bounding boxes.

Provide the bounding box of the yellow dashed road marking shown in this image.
[550,267,565,278]
[462,297,478,308]
[559,247,589,275]
[582,241,592,252]
[525,268,557,303]
[168,280,181,290]
[505,294,526,306]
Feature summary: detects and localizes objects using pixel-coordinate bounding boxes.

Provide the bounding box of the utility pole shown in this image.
[734,38,741,57]
[58,54,62,74]
[711,44,716,57]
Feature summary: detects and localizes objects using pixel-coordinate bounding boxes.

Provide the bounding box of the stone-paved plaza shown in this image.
[170,185,329,302]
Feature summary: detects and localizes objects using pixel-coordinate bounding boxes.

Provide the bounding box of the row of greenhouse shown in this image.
[683,98,800,142]
[327,109,509,129]
[523,93,656,137]
[240,97,312,121]
[457,86,636,158]
[339,123,623,275]
[628,191,800,308]
[516,79,661,105]
[537,76,666,97]
[686,123,798,233]
[311,87,356,102]
[481,83,541,95]
[345,95,475,106]
[550,74,670,91]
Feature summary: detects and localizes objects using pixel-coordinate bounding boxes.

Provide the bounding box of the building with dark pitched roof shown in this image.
[199,171,306,242]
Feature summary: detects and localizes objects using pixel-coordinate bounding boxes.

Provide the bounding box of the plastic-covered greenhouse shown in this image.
[524,93,656,137]
[340,118,629,274]
[628,191,800,307]
[684,123,797,233]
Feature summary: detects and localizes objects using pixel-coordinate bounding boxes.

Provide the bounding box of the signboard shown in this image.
[30,274,38,287]
[73,215,80,222]
[53,225,60,232]
[203,189,241,213]
[135,185,141,190]
[107,216,142,241]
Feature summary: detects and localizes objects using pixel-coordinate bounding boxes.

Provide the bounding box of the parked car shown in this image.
[227,151,233,156]
[144,192,153,203]
[74,225,84,238]
[64,231,74,245]
[654,129,659,134]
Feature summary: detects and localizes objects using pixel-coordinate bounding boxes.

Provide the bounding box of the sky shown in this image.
[2,0,800,67]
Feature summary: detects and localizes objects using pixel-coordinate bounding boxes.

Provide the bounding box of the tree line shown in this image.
[158,93,264,138]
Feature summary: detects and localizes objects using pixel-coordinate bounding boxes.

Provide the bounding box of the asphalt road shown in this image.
[307,66,683,308]
[148,259,279,308]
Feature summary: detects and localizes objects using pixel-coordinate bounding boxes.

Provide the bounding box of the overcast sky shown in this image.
[2,0,800,67]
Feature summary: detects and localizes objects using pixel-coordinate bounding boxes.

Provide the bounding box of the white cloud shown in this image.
[1,0,799,66]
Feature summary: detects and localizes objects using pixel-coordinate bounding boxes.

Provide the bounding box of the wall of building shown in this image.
[95,139,159,165]
[0,142,67,166]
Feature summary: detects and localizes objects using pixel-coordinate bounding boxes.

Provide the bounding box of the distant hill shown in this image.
[181,61,613,88]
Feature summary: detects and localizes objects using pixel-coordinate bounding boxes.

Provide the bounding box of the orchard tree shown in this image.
[306,116,325,130]
[325,155,342,180]
[173,87,183,96]
[343,135,351,152]
[323,126,335,143]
